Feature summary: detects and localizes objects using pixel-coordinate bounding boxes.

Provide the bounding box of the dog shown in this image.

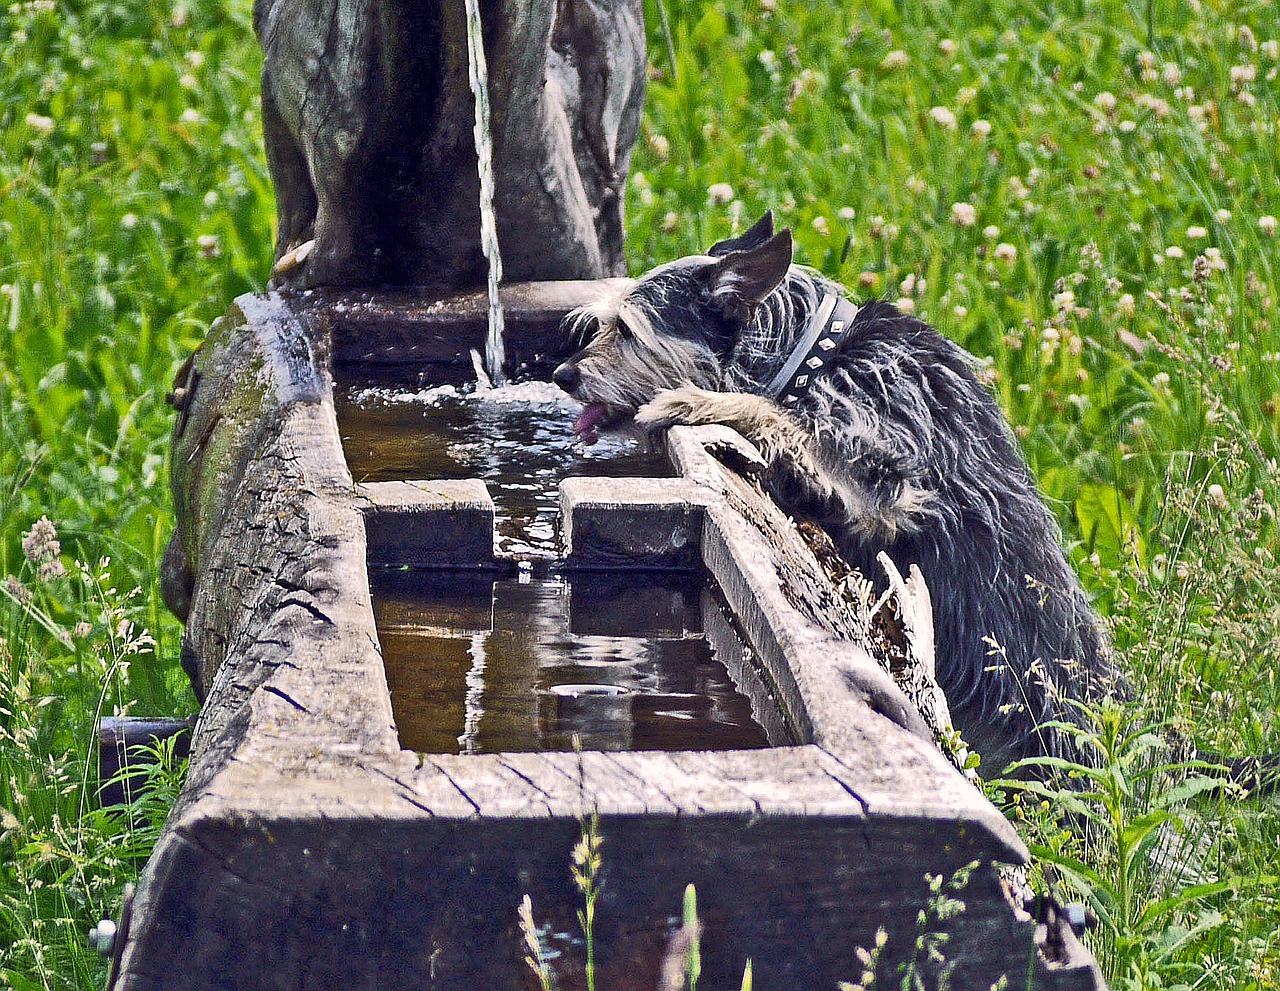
[552,212,1119,773]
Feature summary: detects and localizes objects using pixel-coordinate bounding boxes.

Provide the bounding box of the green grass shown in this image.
[2,0,1279,987]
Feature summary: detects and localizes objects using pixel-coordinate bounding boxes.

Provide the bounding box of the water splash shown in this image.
[464,0,506,386]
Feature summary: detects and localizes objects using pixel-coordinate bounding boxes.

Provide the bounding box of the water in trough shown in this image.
[336,381,791,754]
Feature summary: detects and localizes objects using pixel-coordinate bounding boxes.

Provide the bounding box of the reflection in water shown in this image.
[335,382,668,558]
[373,570,785,754]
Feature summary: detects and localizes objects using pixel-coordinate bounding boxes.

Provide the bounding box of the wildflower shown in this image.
[662,211,679,233]
[1186,225,1208,239]
[895,297,916,314]
[1260,215,1278,236]
[1008,176,1030,200]
[857,271,879,290]
[22,517,60,564]
[950,202,976,226]
[1203,246,1227,271]
[4,575,31,606]
[838,206,856,221]
[1239,25,1258,51]
[1230,64,1257,88]
[994,242,1018,263]
[1193,254,1212,283]
[953,304,968,318]
[90,140,109,163]
[1152,371,1171,388]
[905,175,928,195]
[707,182,735,205]
[1053,290,1076,312]
[1263,40,1280,61]
[647,133,669,158]
[957,87,977,106]
[983,225,1000,239]
[929,106,958,130]
[1093,91,1117,112]
[179,74,198,90]
[1162,62,1182,86]
[1238,90,1256,109]
[868,215,886,239]
[900,273,916,296]
[1080,241,1102,267]
[1208,483,1229,509]
[880,50,908,71]
[938,38,957,56]
[1118,120,1137,133]
[72,621,92,639]
[1117,293,1136,316]
[25,112,54,134]
[197,234,220,259]
[180,107,200,124]
[185,50,205,68]
[1165,245,1184,259]
[1138,51,1156,71]
[121,213,138,229]
[1216,208,1232,222]
[970,119,992,137]
[811,215,830,236]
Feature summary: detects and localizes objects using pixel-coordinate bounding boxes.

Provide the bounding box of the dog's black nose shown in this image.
[552,362,580,392]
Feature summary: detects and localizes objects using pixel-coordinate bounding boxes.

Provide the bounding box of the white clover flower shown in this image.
[811,215,830,236]
[1260,215,1278,236]
[983,225,1000,239]
[929,106,958,130]
[25,112,54,134]
[838,206,856,221]
[180,108,200,124]
[1207,483,1228,508]
[957,87,977,106]
[1093,91,1117,112]
[1186,225,1208,239]
[1162,62,1182,85]
[1165,245,1184,259]
[994,242,1018,263]
[121,213,138,229]
[953,304,968,318]
[1263,40,1280,61]
[1117,293,1136,316]
[970,119,992,137]
[1119,119,1137,133]
[899,273,916,295]
[950,201,976,226]
[1216,208,1232,222]
[648,133,670,158]
[707,182,735,205]
[938,39,958,56]
[880,50,908,71]
[895,297,916,314]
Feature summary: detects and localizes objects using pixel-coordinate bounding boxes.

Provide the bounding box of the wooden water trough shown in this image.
[104,284,1105,990]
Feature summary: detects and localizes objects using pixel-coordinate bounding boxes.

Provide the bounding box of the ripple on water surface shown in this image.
[336,381,669,557]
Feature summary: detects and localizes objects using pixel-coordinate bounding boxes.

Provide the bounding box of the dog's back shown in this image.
[809,300,1118,770]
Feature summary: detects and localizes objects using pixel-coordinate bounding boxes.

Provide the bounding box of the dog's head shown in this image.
[553,212,793,443]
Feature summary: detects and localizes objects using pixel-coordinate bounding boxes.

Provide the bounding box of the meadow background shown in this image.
[1,0,1278,987]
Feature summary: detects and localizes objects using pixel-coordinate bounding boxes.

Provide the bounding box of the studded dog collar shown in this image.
[762,294,859,406]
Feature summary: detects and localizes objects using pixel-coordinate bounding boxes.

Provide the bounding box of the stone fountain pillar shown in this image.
[256,0,645,290]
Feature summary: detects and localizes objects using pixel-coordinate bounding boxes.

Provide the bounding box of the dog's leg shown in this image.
[636,385,844,510]
[637,386,929,538]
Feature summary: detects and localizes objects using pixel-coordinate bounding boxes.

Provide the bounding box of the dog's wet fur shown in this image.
[553,213,1119,772]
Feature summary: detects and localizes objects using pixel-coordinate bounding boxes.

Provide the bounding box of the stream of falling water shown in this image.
[463,0,506,387]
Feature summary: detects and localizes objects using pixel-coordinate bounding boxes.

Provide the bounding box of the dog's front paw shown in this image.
[634,386,717,430]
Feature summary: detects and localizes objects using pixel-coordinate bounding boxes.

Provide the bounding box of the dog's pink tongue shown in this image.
[572,403,608,446]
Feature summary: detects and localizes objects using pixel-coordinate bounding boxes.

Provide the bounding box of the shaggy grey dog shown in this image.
[553,213,1119,772]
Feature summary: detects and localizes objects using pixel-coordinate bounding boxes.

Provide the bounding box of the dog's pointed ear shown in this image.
[707,211,775,257]
[707,229,793,324]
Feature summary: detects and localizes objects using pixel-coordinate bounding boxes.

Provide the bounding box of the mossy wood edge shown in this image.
[119,288,1105,990]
